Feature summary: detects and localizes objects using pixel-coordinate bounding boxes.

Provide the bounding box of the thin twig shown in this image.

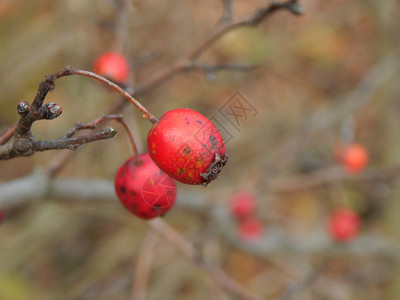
[0,124,17,145]
[148,218,265,300]
[130,231,159,300]
[64,114,138,157]
[219,0,234,25]
[281,261,326,300]
[131,0,303,97]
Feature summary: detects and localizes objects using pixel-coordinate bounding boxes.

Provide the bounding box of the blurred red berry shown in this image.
[340,143,369,173]
[237,218,264,242]
[328,208,361,242]
[115,153,177,219]
[230,191,256,219]
[93,52,130,83]
[147,108,227,185]
[0,211,3,223]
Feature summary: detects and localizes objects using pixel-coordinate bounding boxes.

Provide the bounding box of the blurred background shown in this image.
[1,0,400,299]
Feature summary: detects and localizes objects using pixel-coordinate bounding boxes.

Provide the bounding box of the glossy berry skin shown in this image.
[237,218,264,242]
[147,108,227,185]
[115,153,177,219]
[230,191,256,219]
[340,143,369,173]
[93,52,130,83]
[328,209,360,242]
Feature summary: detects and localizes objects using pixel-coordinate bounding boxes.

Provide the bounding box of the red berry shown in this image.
[237,218,264,242]
[147,108,227,185]
[230,191,256,219]
[0,211,3,223]
[328,208,360,242]
[340,143,369,173]
[93,52,130,83]
[115,153,177,219]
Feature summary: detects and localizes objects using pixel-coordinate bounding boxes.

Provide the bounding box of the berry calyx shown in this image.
[147,108,227,185]
[230,191,256,219]
[237,218,264,242]
[93,52,130,83]
[328,208,360,242]
[115,153,177,219]
[340,143,369,173]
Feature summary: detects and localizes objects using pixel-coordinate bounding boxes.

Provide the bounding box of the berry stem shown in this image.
[67,69,159,124]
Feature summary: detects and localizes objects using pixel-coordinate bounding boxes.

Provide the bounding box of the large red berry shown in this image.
[147,108,227,185]
[115,153,177,219]
[93,52,130,83]
[237,218,265,242]
[328,208,360,242]
[340,143,369,173]
[230,191,256,219]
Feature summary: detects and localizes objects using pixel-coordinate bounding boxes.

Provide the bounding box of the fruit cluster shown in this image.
[339,142,369,174]
[94,52,228,220]
[328,208,361,242]
[229,191,264,242]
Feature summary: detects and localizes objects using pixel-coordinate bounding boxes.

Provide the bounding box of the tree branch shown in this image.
[130,0,304,97]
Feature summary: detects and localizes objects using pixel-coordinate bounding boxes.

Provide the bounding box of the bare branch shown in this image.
[1,172,400,261]
[185,62,258,80]
[132,0,303,97]
[64,114,138,157]
[0,127,116,159]
[148,218,265,300]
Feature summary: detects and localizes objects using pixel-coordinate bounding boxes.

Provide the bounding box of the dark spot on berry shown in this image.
[209,135,218,146]
[152,204,161,211]
[119,186,126,193]
[182,145,191,155]
[186,122,189,125]
[178,168,185,175]
[196,120,203,124]
[130,190,137,196]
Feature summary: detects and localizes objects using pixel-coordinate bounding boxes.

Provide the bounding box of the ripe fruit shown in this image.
[237,218,264,242]
[328,208,360,242]
[93,52,130,83]
[230,191,256,219]
[115,153,177,219]
[340,143,369,173]
[147,108,228,185]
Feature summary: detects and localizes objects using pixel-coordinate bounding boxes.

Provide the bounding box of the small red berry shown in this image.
[230,191,256,219]
[237,218,264,242]
[328,208,360,242]
[147,108,228,185]
[0,211,3,223]
[340,143,369,173]
[93,52,130,83]
[115,153,177,219]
